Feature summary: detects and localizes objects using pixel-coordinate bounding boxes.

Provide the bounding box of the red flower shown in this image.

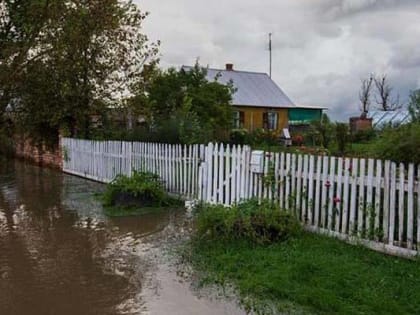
[325,181,331,188]
[333,197,341,204]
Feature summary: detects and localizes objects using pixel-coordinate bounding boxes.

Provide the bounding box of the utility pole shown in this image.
[269,33,272,78]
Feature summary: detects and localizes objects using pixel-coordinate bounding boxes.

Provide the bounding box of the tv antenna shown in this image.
[269,33,272,78]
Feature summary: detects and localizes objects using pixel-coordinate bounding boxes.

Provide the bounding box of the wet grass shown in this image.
[186,232,420,315]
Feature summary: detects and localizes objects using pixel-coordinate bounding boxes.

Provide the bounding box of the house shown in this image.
[182,64,325,135]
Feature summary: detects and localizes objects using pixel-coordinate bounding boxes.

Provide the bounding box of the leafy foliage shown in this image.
[307,113,333,148]
[351,128,376,143]
[1,0,159,143]
[408,89,420,123]
[194,199,301,244]
[334,123,350,155]
[372,123,420,165]
[132,62,234,144]
[102,171,171,207]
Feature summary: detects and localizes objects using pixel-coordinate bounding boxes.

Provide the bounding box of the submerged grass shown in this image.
[186,232,420,314]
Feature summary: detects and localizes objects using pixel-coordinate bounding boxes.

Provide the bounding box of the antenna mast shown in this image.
[269,33,272,78]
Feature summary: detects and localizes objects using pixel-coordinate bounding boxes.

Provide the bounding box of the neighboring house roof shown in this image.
[182,66,296,108]
[368,110,411,129]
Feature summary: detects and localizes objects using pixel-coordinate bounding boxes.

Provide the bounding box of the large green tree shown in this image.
[1,0,159,142]
[138,63,235,143]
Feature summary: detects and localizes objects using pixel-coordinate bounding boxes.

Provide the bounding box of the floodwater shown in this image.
[0,159,245,315]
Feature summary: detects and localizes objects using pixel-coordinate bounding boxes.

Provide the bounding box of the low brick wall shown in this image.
[14,136,63,169]
[349,117,373,133]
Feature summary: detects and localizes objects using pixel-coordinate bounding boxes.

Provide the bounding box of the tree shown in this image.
[137,62,235,143]
[0,0,55,124]
[309,113,333,148]
[335,123,350,155]
[374,75,401,111]
[359,75,374,117]
[408,89,420,123]
[1,0,159,142]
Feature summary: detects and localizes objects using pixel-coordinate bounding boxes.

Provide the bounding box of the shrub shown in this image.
[373,123,420,165]
[249,129,279,147]
[194,199,301,244]
[335,123,350,155]
[103,170,171,207]
[352,129,376,143]
[230,128,249,145]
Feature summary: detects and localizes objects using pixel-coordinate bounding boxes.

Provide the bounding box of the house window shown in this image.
[263,111,278,130]
[233,111,245,128]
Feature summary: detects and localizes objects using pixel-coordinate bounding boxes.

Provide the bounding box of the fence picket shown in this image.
[320,156,329,228]
[398,163,405,246]
[314,155,322,228]
[389,162,397,246]
[383,161,391,243]
[301,155,309,222]
[349,158,358,235]
[407,164,414,249]
[342,158,351,234]
[308,155,315,225]
[374,160,383,239]
[335,157,343,232]
[279,153,285,209]
[296,155,303,219]
[366,159,375,238]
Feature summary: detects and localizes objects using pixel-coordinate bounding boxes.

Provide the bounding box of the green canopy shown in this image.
[289,108,322,125]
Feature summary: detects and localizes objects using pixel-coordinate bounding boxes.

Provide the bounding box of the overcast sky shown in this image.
[136,0,420,121]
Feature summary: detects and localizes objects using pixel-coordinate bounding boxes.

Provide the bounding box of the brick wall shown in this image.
[14,136,63,169]
[349,117,373,133]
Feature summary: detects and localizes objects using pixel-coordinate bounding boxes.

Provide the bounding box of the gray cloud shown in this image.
[136,0,420,120]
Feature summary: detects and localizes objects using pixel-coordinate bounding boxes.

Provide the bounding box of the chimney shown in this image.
[225,63,234,71]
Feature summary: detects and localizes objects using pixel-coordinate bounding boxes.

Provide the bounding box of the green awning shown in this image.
[289,108,322,124]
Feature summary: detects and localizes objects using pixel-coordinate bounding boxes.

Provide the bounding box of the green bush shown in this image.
[194,199,301,244]
[103,171,171,207]
[229,128,249,145]
[373,123,420,165]
[352,129,376,143]
[335,123,350,155]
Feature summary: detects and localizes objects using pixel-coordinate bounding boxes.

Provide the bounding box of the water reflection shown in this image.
[0,159,245,315]
[0,160,167,315]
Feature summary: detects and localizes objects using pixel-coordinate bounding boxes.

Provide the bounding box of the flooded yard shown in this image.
[0,159,244,315]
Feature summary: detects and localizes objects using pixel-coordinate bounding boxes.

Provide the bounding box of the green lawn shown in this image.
[186,233,420,314]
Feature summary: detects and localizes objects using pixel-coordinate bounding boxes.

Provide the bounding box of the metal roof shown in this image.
[368,110,411,128]
[182,66,296,108]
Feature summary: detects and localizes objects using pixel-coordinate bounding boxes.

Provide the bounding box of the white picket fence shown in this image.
[62,138,420,257]
[62,138,204,199]
[201,143,420,257]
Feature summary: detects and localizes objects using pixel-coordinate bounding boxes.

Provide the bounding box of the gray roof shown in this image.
[368,110,411,129]
[182,66,296,108]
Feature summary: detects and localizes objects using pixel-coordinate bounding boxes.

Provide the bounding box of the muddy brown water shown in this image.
[0,159,245,315]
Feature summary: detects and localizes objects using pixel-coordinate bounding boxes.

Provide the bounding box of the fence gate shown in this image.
[199,143,255,205]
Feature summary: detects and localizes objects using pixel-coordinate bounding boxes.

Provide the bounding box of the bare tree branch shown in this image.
[359,75,374,117]
[374,74,402,111]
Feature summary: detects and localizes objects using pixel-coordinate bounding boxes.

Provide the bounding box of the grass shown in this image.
[186,232,420,314]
